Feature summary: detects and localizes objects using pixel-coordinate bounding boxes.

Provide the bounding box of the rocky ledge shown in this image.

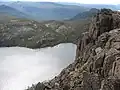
[27,9,120,90]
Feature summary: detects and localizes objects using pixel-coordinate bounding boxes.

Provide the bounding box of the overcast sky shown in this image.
[2,0,120,4]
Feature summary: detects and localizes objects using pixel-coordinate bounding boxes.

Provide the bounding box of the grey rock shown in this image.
[27,9,120,90]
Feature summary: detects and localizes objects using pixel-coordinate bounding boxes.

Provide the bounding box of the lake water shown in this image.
[0,43,76,90]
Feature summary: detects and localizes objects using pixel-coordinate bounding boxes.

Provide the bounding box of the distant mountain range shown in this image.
[0,5,29,18]
[58,2,120,10]
[0,2,89,21]
[0,1,120,21]
[0,2,94,48]
[71,8,99,20]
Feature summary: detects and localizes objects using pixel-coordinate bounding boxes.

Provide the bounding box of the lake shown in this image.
[0,43,76,90]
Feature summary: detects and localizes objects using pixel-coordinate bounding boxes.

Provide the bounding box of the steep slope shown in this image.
[0,13,18,22]
[0,17,90,48]
[0,19,63,48]
[41,20,90,43]
[0,5,28,18]
[71,8,99,20]
[27,9,120,90]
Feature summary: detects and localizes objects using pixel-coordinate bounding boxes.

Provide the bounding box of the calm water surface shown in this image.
[0,43,76,90]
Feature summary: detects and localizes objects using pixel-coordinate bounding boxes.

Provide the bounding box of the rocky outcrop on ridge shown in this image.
[27,9,120,90]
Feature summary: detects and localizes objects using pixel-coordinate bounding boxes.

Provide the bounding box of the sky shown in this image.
[2,0,120,5]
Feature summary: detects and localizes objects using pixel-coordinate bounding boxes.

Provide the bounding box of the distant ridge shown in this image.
[0,1,119,21]
[71,8,99,20]
[6,1,88,21]
[0,5,28,18]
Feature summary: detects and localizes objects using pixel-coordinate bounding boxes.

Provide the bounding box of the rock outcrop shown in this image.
[27,9,120,90]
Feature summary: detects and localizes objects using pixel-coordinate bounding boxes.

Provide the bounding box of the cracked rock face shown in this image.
[27,9,120,90]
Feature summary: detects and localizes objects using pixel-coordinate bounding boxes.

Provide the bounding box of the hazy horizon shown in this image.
[1,0,120,5]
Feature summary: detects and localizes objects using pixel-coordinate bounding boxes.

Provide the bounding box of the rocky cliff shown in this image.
[27,9,120,90]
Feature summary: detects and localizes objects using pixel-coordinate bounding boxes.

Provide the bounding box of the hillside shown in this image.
[0,14,18,21]
[0,5,28,18]
[0,16,90,48]
[4,1,88,21]
[58,2,118,10]
[78,4,118,10]
[1,2,120,21]
[27,9,120,90]
[71,8,99,20]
